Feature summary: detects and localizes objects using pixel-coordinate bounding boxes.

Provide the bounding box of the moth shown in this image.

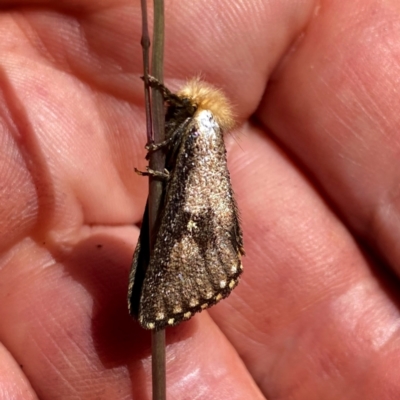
[128,77,244,330]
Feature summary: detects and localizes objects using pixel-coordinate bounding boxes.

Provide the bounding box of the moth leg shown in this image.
[141,75,183,105]
[145,116,193,155]
[135,167,170,180]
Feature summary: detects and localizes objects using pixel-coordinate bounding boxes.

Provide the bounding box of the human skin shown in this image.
[1,0,400,399]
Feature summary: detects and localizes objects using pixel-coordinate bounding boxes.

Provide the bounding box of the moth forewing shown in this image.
[127,204,150,318]
[128,79,244,330]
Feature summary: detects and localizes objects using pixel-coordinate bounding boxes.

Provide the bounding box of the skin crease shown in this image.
[1,0,400,398]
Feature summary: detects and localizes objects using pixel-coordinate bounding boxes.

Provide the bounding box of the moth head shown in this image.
[177,77,235,132]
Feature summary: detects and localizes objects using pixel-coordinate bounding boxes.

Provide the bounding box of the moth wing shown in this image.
[138,110,243,330]
[127,204,150,319]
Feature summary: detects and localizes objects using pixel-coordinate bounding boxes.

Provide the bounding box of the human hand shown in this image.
[0,1,399,399]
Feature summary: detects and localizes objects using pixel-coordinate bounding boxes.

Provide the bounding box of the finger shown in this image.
[0,231,265,399]
[0,5,147,250]
[212,122,400,398]
[163,314,265,400]
[212,2,400,397]
[261,0,400,274]
[0,342,38,399]
[162,0,317,123]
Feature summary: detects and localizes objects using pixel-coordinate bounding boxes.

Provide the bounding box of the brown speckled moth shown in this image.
[128,77,244,330]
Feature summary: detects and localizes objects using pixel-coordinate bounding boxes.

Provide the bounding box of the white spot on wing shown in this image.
[187,220,197,231]
[173,306,182,314]
[156,312,165,321]
[190,298,199,307]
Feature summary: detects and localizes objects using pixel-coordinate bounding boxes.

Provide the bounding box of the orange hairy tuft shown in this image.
[177,78,235,132]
